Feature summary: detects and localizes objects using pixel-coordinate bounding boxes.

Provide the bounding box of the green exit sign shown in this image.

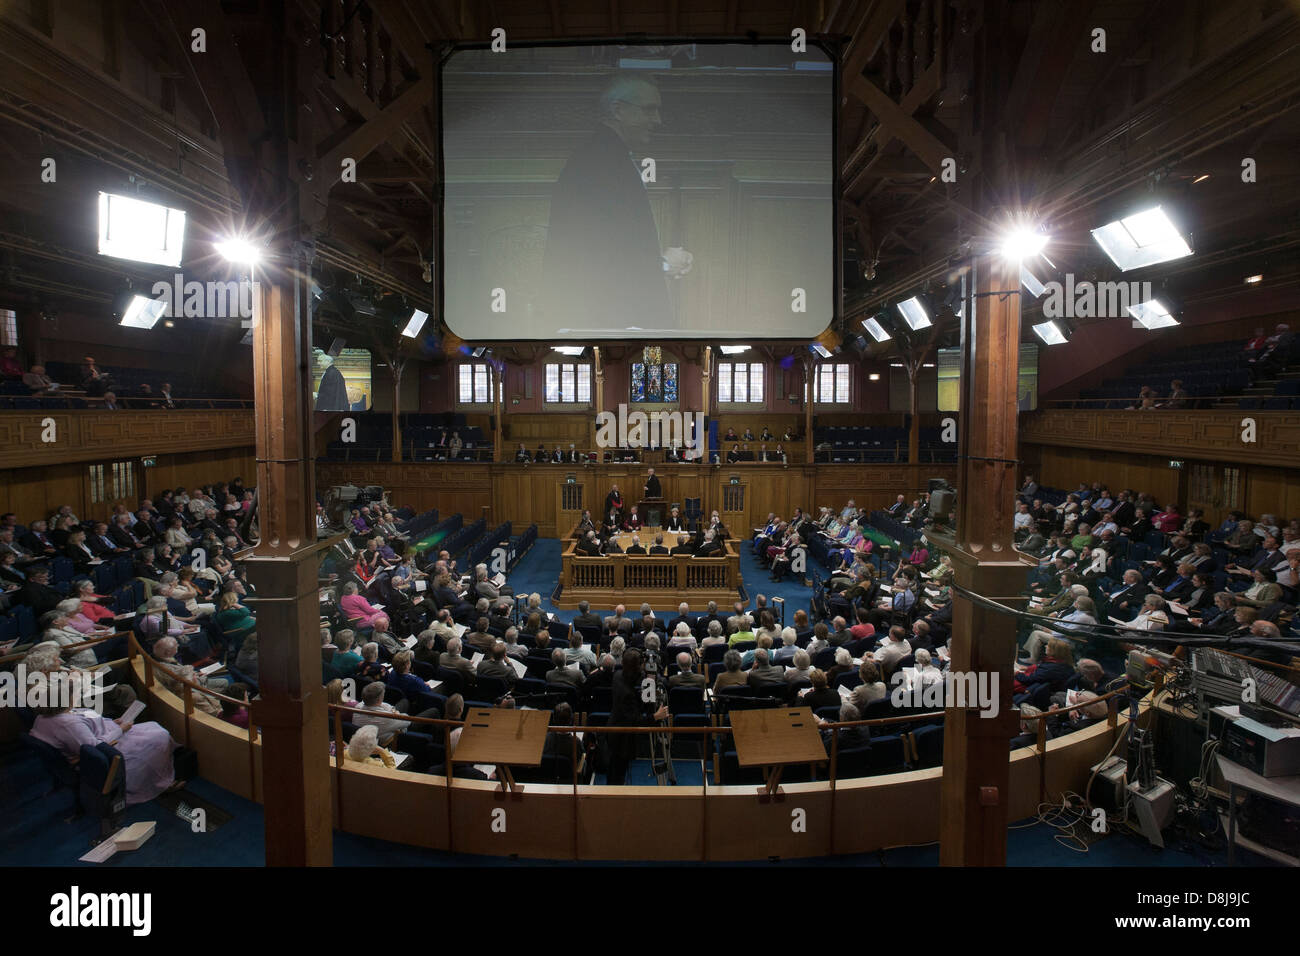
[141,456,157,468]
[1168,460,1184,469]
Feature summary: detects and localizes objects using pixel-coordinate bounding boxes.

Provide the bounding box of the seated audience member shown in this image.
[31,697,179,805]
[668,652,707,689]
[438,637,477,686]
[799,667,842,712]
[220,683,251,729]
[333,630,363,677]
[356,642,387,683]
[477,640,519,689]
[818,700,871,753]
[343,723,397,768]
[234,634,259,683]
[545,648,585,687]
[713,649,748,692]
[353,680,410,744]
[339,581,384,629]
[848,659,887,711]
[22,364,58,394]
[784,649,813,684]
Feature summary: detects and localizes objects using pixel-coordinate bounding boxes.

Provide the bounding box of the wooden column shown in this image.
[804,361,815,463]
[937,253,1026,866]
[390,360,404,463]
[591,347,604,455]
[492,362,504,462]
[245,274,333,867]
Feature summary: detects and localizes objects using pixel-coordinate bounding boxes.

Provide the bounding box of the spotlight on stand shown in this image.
[998,226,1049,261]
[215,236,264,268]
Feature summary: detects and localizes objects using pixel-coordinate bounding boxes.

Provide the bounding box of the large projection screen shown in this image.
[441,43,835,340]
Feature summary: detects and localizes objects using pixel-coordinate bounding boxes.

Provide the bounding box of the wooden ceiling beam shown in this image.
[844,72,953,177]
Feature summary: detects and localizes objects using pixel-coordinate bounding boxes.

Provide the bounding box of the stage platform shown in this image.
[556,526,743,611]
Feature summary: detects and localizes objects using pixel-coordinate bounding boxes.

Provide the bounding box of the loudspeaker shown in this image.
[327,337,345,358]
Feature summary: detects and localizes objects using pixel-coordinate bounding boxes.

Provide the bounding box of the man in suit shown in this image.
[667,602,692,636]
[106,515,142,550]
[746,648,786,689]
[515,443,531,463]
[602,535,623,555]
[648,533,670,556]
[475,565,513,601]
[550,446,564,464]
[670,534,693,556]
[534,444,548,463]
[476,640,518,688]
[19,566,61,617]
[603,605,630,634]
[17,520,56,558]
[545,648,585,688]
[573,600,602,631]
[564,443,581,463]
[465,617,496,654]
[0,530,34,563]
[488,603,513,634]
[668,652,707,689]
[626,536,647,555]
[887,494,907,517]
[575,531,602,556]
[438,637,477,686]
[1107,569,1148,619]
[87,522,124,557]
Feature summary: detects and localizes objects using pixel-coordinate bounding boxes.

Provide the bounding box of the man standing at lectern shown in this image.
[643,467,661,501]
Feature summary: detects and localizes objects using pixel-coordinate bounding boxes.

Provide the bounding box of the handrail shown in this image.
[0,628,131,666]
[1037,396,1289,409]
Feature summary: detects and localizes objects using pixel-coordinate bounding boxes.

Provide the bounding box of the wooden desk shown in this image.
[730,707,828,796]
[452,708,551,793]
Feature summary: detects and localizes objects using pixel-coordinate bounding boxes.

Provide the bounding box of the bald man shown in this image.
[541,75,691,333]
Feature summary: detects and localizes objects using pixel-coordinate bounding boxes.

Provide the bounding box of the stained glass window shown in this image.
[630,359,677,403]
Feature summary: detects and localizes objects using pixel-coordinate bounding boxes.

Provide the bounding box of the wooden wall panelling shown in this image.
[0,411,255,469]
[1020,409,1300,469]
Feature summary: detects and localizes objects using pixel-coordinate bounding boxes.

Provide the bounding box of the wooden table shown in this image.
[730,707,828,796]
[452,708,552,793]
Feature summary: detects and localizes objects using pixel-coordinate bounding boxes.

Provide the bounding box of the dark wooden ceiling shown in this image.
[0,0,1297,365]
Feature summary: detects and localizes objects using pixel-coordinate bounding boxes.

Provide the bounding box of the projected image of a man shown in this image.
[315,352,349,412]
[542,75,693,333]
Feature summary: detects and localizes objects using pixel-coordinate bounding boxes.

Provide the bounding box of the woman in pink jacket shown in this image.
[339,581,384,628]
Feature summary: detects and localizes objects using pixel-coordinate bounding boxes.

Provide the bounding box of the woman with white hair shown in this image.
[31,697,180,805]
[826,646,855,683]
[609,635,626,664]
[343,723,396,768]
[698,619,726,650]
[665,620,697,655]
[57,598,113,639]
[784,649,812,683]
[911,648,943,689]
[139,595,202,651]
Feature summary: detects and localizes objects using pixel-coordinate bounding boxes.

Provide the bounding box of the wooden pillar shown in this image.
[907,367,920,465]
[492,362,504,463]
[390,361,403,463]
[937,253,1026,866]
[245,275,333,867]
[591,347,604,455]
[804,361,815,463]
